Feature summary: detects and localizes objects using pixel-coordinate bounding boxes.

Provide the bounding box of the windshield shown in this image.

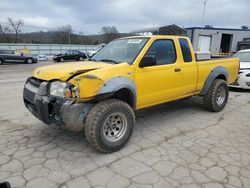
[91,38,148,64]
[233,51,250,62]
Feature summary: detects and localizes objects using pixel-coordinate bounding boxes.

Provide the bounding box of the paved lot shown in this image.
[0,62,250,188]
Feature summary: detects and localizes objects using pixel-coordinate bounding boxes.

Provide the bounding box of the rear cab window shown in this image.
[179,38,192,62]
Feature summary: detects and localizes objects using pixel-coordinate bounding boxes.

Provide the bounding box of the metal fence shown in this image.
[0,43,101,55]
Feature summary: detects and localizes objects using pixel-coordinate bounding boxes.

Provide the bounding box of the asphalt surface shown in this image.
[0,61,250,188]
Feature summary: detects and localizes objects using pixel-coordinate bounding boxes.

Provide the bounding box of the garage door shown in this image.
[198,35,211,52]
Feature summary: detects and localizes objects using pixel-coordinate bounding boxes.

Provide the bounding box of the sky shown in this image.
[0,0,249,34]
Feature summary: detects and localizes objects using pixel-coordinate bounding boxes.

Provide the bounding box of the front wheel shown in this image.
[26,58,33,64]
[0,59,3,65]
[84,99,135,153]
[203,79,229,112]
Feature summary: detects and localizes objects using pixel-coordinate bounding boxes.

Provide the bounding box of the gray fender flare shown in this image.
[97,76,137,109]
[199,66,229,96]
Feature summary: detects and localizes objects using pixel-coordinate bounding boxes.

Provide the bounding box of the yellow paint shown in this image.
[32,35,239,110]
[15,48,30,55]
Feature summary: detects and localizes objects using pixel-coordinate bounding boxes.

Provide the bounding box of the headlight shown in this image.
[50,81,72,98]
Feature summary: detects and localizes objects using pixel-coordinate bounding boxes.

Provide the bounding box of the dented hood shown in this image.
[32,61,112,81]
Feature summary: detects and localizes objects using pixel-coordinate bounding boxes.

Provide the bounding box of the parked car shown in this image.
[229,49,250,89]
[53,50,88,62]
[24,35,239,153]
[37,55,48,61]
[0,53,37,65]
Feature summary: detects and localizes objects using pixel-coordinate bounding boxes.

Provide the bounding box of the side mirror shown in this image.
[139,55,156,68]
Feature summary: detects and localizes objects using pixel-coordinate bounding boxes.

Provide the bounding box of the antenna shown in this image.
[202,0,208,27]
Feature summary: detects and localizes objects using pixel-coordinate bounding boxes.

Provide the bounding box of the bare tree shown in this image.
[0,24,11,35]
[101,26,120,43]
[53,25,72,44]
[7,18,24,42]
[0,24,12,42]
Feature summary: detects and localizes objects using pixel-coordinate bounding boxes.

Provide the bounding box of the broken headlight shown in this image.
[49,81,72,98]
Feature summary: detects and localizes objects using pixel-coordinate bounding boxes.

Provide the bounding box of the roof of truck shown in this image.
[120,35,189,40]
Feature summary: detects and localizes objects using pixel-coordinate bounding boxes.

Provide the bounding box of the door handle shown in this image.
[174,68,181,72]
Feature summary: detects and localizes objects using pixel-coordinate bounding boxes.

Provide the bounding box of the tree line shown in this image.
[0,18,132,45]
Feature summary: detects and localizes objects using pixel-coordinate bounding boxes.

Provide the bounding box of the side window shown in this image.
[145,40,176,65]
[179,38,192,62]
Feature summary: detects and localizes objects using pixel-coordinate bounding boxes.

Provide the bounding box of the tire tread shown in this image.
[84,99,135,153]
[203,79,228,112]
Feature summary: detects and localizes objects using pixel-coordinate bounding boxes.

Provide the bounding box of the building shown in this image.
[186,26,250,54]
[237,38,250,51]
[130,24,187,36]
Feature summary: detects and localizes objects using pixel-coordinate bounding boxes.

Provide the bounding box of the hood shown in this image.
[32,61,112,81]
[240,62,250,69]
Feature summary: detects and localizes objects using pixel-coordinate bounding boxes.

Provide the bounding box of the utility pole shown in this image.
[68,25,71,46]
[98,32,101,44]
[198,0,208,51]
[202,0,208,27]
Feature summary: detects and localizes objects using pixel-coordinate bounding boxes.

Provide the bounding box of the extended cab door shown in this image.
[177,38,198,95]
[135,38,184,109]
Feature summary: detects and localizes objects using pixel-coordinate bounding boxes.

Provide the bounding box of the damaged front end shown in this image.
[23,77,93,132]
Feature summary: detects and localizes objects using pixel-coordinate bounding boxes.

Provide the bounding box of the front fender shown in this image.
[97,77,136,95]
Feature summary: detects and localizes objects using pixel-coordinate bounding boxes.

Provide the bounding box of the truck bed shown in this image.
[196,57,239,93]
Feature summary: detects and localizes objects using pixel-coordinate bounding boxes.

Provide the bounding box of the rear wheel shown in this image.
[26,58,33,64]
[203,79,229,112]
[0,59,3,65]
[84,99,135,153]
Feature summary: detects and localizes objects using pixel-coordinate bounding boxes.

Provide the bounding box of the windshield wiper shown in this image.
[98,59,119,64]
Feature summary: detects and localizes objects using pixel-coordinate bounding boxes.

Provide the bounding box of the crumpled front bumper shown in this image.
[23,77,93,132]
[229,69,250,89]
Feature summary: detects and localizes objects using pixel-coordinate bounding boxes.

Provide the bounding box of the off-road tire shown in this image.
[203,79,229,112]
[84,99,135,153]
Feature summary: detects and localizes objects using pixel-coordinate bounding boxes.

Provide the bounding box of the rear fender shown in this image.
[199,66,229,96]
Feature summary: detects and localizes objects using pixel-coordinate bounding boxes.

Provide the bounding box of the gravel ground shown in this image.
[0,61,250,188]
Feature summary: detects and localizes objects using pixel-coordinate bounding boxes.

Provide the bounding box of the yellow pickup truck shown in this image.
[23,35,239,153]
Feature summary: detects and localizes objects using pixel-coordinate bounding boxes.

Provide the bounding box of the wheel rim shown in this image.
[60,58,64,62]
[0,59,2,64]
[103,113,128,142]
[216,87,226,105]
[27,59,32,64]
[80,57,84,61]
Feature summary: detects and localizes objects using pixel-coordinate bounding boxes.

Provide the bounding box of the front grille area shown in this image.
[23,88,36,104]
[24,77,43,105]
[28,77,43,88]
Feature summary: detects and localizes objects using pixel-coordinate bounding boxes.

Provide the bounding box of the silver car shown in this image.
[230,49,250,89]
